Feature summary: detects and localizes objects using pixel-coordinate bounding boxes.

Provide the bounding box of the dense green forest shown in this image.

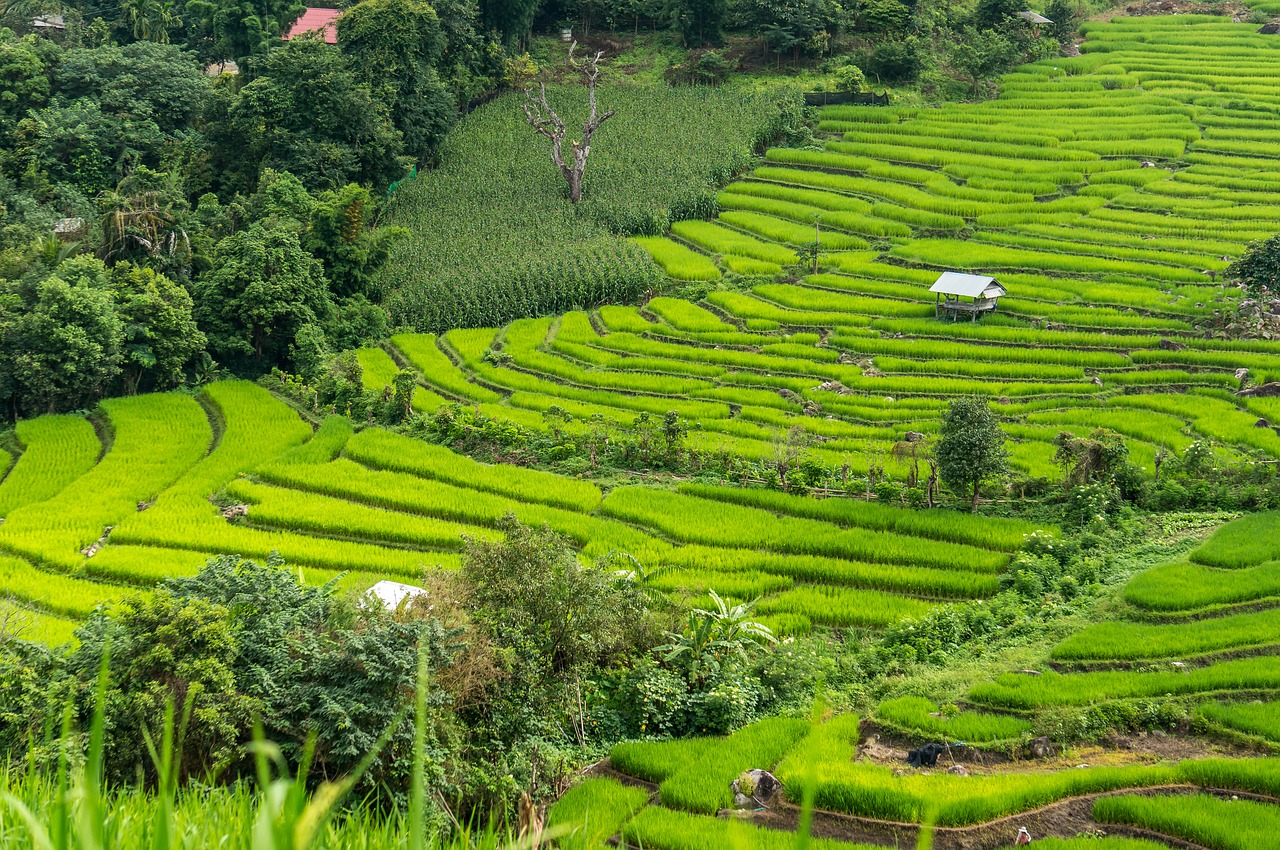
[0,0,1076,419]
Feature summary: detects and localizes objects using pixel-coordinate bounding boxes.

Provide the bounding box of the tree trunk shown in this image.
[523,45,615,208]
[971,480,980,512]
[567,168,583,204]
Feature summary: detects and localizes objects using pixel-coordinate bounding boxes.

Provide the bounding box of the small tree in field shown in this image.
[937,397,1009,511]
[1225,234,1280,297]
[522,43,615,204]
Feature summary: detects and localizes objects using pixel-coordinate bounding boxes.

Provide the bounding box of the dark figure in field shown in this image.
[906,743,949,767]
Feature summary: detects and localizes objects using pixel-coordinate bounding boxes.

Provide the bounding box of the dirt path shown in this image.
[749,785,1220,850]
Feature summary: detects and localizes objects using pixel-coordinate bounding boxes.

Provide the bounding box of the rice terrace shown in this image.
[3,0,1280,846]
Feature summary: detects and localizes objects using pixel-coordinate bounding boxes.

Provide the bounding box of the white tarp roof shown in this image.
[930,272,1005,297]
[1017,10,1053,23]
[366,580,427,611]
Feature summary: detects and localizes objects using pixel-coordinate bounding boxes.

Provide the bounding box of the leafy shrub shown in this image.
[858,38,924,83]
[833,65,868,94]
[1225,234,1280,297]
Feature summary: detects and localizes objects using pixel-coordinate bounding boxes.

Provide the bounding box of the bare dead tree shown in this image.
[522,42,615,204]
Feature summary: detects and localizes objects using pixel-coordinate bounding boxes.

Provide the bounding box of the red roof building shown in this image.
[284,7,342,44]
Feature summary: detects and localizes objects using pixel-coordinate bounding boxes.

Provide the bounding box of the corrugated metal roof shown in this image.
[930,272,1005,297]
[284,7,342,44]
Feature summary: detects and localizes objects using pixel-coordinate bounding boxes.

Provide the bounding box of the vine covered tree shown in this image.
[522,42,615,204]
[937,397,1009,511]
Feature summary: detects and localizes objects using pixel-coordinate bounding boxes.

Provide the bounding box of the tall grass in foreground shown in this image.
[0,651,540,850]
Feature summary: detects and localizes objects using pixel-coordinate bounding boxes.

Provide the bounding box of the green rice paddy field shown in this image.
[0,376,1046,643]
[5,12,1280,848]
[561,510,1280,848]
[384,15,1280,485]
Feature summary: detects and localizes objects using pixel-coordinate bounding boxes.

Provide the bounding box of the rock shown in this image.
[1029,736,1055,759]
[947,764,969,776]
[1238,381,1280,398]
[1236,368,1250,383]
[136,500,153,511]
[1158,338,1187,351]
[81,526,113,558]
[730,769,782,809]
[903,431,927,442]
[1141,160,1157,168]
[222,504,249,520]
[1259,21,1280,34]
[1091,376,1104,387]
[1152,729,1168,738]
[907,743,949,768]
[1257,418,1272,429]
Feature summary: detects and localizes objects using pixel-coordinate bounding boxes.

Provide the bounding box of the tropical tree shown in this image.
[110,262,206,394]
[338,0,456,162]
[0,258,124,416]
[183,0,305,63]
[229,38,404,192]
[98,169,193,273]
[657,590,776,687]
[670,0,726,46]
[192,223,333,374]
[305,183,406,298]
[1044,0,1079,42]
[950,27,1015,97]
[478,0,538,47]
[936,397,1009,510]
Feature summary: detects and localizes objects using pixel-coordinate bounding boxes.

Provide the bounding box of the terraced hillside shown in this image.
[4,13,1280,651]
[543,509,1280,848]
[349,14,1280,481]
[0,380,1048,643]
